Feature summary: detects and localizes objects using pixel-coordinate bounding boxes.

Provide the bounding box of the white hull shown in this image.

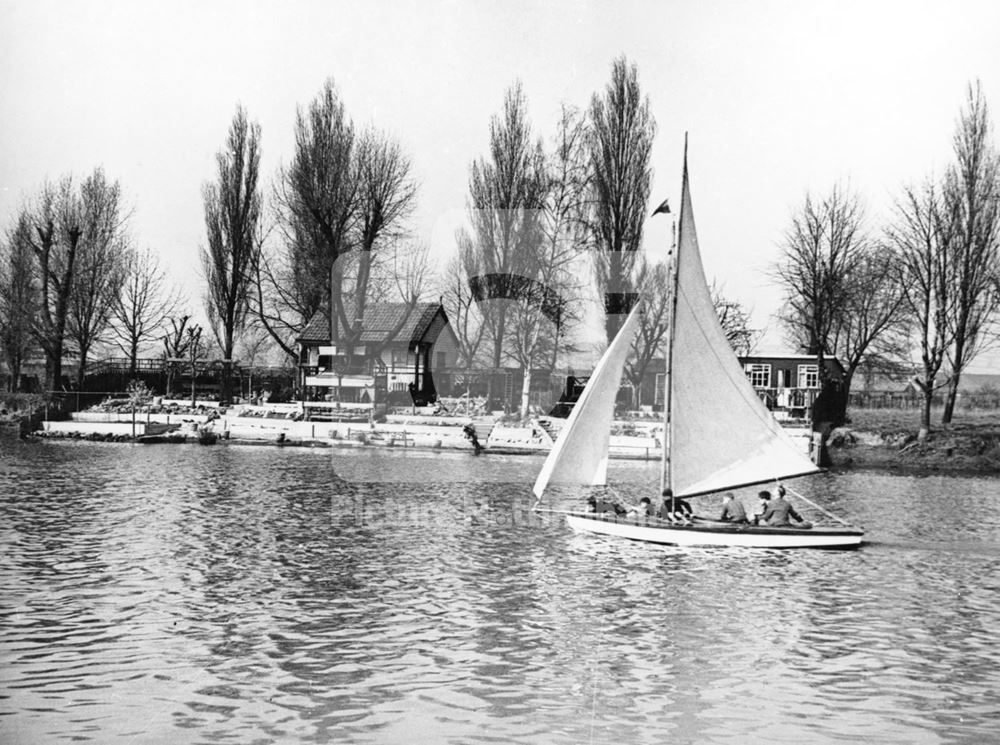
[565,513,863,549]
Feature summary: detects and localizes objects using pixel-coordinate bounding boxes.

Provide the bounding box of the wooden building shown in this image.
[296,302,460,408]
[738,353,845,420]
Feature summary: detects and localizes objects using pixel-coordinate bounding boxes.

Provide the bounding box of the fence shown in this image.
[849,390,1000,410]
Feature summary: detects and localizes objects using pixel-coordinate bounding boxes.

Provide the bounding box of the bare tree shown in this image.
[539,104,590,370]
[826,246,908,395]
[66,169,129,388]
[265,78,357,357]
[774,186,868,431]
[588,55,656,344]
[386,239,432,306]
[183,324,204,407]
[775,187,866,363]
[232,320,277,400]
[162,314,193,397]
[886,180,958,439]
[625,257,670,409]
[440,237,487,372]
[336,127,418,365]
[202,104,263,403]
[26,178,82,391]
[0,213,38,391]
[940,81,1000,423]
[262,79,419,377]
[112,246,182,376]
[712,284,761,357]
[466,81,548,378]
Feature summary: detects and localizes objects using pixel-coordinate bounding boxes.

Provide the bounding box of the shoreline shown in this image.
[10,406,1000,477]
[826,425,1000,476]
[20,427,1000,477]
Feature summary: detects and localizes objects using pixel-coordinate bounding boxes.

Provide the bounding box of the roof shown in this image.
[298,302,445,346]
[740,353,841,362]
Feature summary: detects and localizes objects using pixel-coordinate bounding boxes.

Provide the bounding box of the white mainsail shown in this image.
[532,304,643,499]
[667,155,821,497]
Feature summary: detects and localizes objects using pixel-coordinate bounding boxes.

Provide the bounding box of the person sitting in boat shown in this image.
[586,495,628,517]
[657,489,692,523]
[627,496,655,518]
[719,492,749,524]
[752,490,771,525]
[759,487,808,527]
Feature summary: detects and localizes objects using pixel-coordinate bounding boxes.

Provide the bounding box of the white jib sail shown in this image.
[668,161,821,497]
[533,304,643,500]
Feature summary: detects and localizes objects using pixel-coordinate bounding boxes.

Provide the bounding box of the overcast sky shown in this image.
[2,0,999,368]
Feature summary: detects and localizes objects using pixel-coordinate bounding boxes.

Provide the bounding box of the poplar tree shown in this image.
[588,56,656,344]
[201,104,262,403]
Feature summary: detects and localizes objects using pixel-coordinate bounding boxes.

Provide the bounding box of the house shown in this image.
[738,353,846,420]
[296,302,460,408]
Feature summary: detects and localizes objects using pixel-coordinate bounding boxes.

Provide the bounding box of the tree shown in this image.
[183,324,204,407]
[886,180,958,439]
[112,246,182,376]
[501,105,594,417]
[588,55,656,344]
[26,178,82,391]
[0,213,38,391]
[162,314,194,397]
[774,185,868,427]
[940,81,1000,423]
[65,169,129,388]
[625,257,670,409]
[466,81,548,381]
[263,79,357,359]
[539,104,590,370]
[202,104,263,403]
[825,247,908,395]
[346,128,418,310]
[712,285,760,357]
[439,238,487,376]
[262,79,418,373]
[335,127,419,368]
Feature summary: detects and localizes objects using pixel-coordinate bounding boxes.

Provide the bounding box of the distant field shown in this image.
[848,407,1000,435]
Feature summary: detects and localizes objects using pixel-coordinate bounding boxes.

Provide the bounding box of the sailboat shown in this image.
[532,144,864,549]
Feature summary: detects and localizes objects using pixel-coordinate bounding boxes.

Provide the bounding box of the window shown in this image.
[391,348,413,368]
[797,364,819,389]
[745,363,771,388]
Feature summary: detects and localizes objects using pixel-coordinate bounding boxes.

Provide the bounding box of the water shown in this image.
[2,438,999,744]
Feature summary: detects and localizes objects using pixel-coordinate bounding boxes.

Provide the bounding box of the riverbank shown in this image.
[827,409,1000,475]
[17,398,1000,474]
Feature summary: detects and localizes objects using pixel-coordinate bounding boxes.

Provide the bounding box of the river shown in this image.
[2,437,998,744]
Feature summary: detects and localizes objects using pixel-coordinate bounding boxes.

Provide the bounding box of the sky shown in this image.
[2,0,1000,370]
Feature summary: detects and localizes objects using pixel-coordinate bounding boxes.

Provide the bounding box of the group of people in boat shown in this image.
[586,485,811,528]
[586,490,694,524]
[719,486,810,527]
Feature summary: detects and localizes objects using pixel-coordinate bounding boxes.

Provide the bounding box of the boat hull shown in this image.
[565,513,863,549]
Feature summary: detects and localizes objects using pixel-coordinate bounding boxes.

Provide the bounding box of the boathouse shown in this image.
[738,353,845,420]
[296,302,460,408]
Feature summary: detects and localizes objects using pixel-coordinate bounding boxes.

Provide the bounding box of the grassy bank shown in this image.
[830,408,1000,474]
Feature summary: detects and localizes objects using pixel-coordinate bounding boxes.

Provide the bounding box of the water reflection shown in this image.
[1,439,999,743]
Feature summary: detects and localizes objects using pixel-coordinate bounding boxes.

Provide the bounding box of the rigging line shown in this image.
[782,483,856,527]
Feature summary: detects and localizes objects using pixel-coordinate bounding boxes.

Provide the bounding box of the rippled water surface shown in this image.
[2,437,999,744]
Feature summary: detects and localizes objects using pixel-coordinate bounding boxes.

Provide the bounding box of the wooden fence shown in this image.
[849,390,1000,410]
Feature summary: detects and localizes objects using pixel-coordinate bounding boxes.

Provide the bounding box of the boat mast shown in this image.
[661,135,687,499]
